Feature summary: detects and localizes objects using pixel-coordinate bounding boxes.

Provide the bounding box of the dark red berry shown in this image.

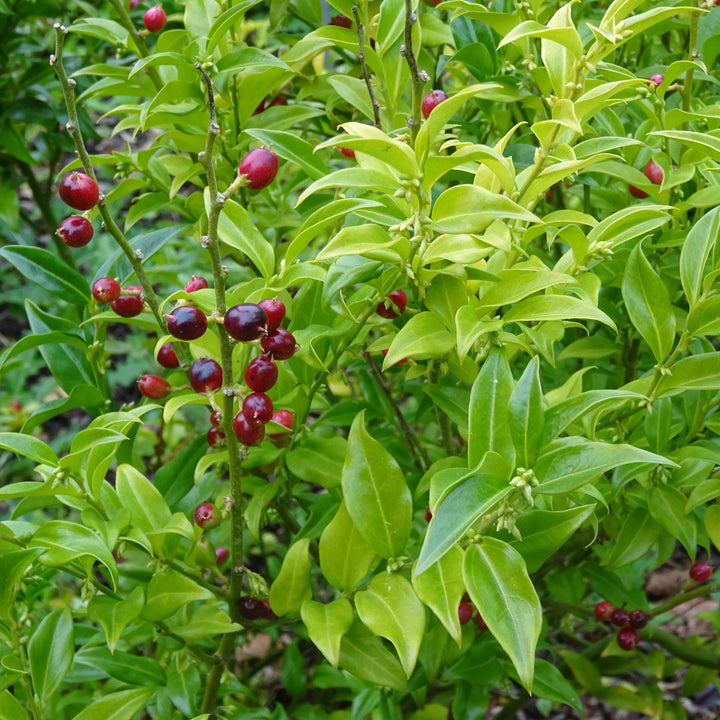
[59,171,99,211]
[261,597,277,620]
[143,4,166,32]
[138,374,170,399]
[9,400,22,412]
[157,343,179,368]
[238,596,265,620]
[58,216,93,247]
[594,601,614,621]
[269,96,288,107]
[629,609,649,629]
[245,355,278,392]
[617,627,639,651]
[210,409,221,427]
[238,148,279,190]
[92,277,121,303]
[328,14,351,27]
[242,392,274,425]
[381,348,408,366]
[111,287,144,318]
[129,0,141,7]
[376,289,408,319]
[648,73,664,89]
[207,426,226,449]
[475,613,488,631]
[424,508,432,522]
[233,412,265,446]
[629,184,649,199]
[421,90,448,119]
[224,303,268,342]
[184,275,209,293]
[458,601,473,625]
[339,146,355,159]
[215,546,229,566]
[189,358,223,393]
[193,502,220,529]
[269,409,294,439]
[611,608,631,627]
[167,305,207,341]
[690,561,713,583]
[261,329,297,360]
[643,159,664,185]
[257,298,285,332]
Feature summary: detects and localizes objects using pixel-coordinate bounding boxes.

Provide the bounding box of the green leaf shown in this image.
[297,168,400,206]
[621,243,675,363]
[655,353,720,396]
[328,75,378,122]
[415,473,511,574]
[0,548,44,620]
[317,223,406,263]
[142,570,215,621]
[478,267,576,309]
[687,295,720,337]
[245,128,329,180]
[603,507,661,570]
[319,501,376,591]
[509,356,544,467]
[286,435,346,489]
[87,587,145,653]
[431,185,538,234]
[171,604,242,641]
[585,205,671,250]
[679,206,720,308]
[71,688,153,720]
[27,608,74,703]
[22,385,106,434]
[463,538,541,693]
[650,130,720,163]
[468,348,515,469]
[384,311,455,367]
[706,504,720,552]
[206,0,264,51]
[341,411,412,558]
[0,246,90,305]
[115,464,173,535]
[502,295,616,330]
[0,432,58,466]
[647,485,696,556]
[301,598,354,667]
[269,538,313,616]
[523,658,583,715]
[0,690,29,720]
[413,545,465,645]
[0,331,89,374]
[73,645,166,687]
[356,572,425,677]
[217,197,275,278]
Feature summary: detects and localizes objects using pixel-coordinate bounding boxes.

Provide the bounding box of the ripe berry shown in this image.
[594,601,614,621]
[629,184,649,199]
[242,392,274,425]
[617,627,639,651]
[238,147,279,190]
[189,358,223,393]
[57,216,93,247]
[339,146,355,160]
[458,601,474,625]
[269,96,288,108]
[193,502,220,529]
[237,595,265,620]
[111,287,144,317]
[611,608,631,627]
[233,412,265,446]
[157,343,179,368]
[421,90,448,119]
[207,426,226,449]
[184,275,209,293]
[138,374,170,399]
[643,159,664,185]
[629,609,649,629]
[245,355,278,392]
[475,613,488,631]
[257,298,285,332]
[376,289,407,319]
[261,329,297,360]
[59,171,99,211]
[648,73,664,88]
[269,409,294,439]
[129,0,142,6]
[210,409,221,427]
[143,4,166,32]
[9,400,22,412]
[424,508,432,522]
[92,277,121,303]
[167,305,207,341]
[224,303,268,342]
[215,546,229,566]
[261,597,277,620]
[328,14,352,27]
[689,560,713,583]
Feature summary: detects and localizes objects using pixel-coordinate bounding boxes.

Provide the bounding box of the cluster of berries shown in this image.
[458,597,488,632]
[594,601,647,651]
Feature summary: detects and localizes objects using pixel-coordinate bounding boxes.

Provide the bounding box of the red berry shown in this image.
[339,146,355,160]
[594,601,614,621]
[260,328,297,360]
[238,147,279,190]
[224,303,268,342]
[253,99,267,115]
[257,298,285,332]
[233,412,265,446]
[475,613,488,631]
[328,14,351,27]
[245,355,278,392]
[261,597,277,620]
[9,400,22,412]
[424,508,432,522]
[269,96,288,108]
[111,287,144,318]
[689,560,713,583]
[184,275,209,293]
[59,171,99,211]
[237,596,265,619]
[57,216,93,247]
[189,358,223,394]
[129,0,142,6]
[269,409,294,439]
[206,426,226,449]
[92,277,121,303]
[643,159,664,185]
[629,184,649,199]
[193,502,220,529]
[629,609,649,629]
[648,73,664,89]
[381,348,408,366]
[242,392,274,425]
[143,4,166,32]
[617,627,639,651]
[611,608,630,627]
[157,343,179,368]
[138,374,170,399]
[215,546,229,566]
[458,601,474,625]
[167,305,207,341]
[376,289,407,319]
[210,409,221,427]
[421,90,448,119]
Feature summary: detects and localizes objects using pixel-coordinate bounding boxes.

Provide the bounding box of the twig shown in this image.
[402,0,425,144]
[352,5,380,126]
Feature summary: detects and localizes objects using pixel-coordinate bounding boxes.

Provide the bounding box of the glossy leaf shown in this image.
[116,464,172,535]
[647,485,696,556]
[269,538,313,616]
[655,353,720,396]
[27,608,74,703]
[680,206,720,307]
[73,645,166,687]
[87,587,145,653]
[509,356,544,467]
[384,311,455,368]
[286,435,346,489]
[603,508,661,570]
[502,295,616,330]
[706,504,720,552]
[72,688,153,720]
[0,690,29,720]
[142,570,215,621]
[0,432,58,466]
[301,598,354,667]
[217,197,275,279]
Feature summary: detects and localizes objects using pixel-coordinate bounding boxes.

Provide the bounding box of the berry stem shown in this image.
[402,0,424,146]
[649,580,719,619]
[352,5,381,127]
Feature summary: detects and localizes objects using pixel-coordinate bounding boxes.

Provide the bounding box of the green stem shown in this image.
[352,5,380,126]
[9,616,43,720]
[682,0,699,126]
[649,580,720,619]
[644,625,720,670]
[200,632,239,716]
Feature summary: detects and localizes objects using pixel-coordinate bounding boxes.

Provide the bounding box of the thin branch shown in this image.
[402,0,425,145]
[352,5,380,126]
